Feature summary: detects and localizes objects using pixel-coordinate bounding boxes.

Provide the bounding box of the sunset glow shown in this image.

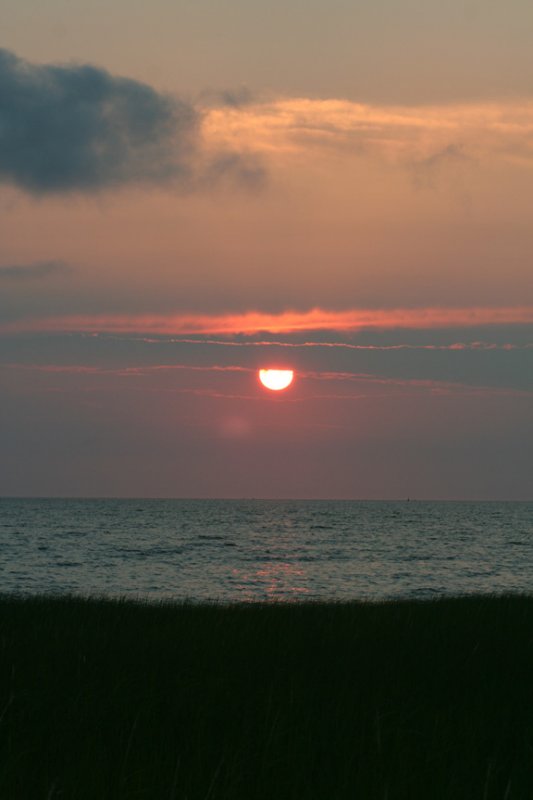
[3,307,532,336]
[259,369,294,391]
[1,11,532,500]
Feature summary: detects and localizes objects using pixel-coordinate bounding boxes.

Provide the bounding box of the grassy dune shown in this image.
[0,594,532,799]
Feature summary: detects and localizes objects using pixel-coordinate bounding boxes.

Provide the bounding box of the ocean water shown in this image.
[1,499,532,602]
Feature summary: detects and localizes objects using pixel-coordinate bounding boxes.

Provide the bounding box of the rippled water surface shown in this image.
[1,499,532,601]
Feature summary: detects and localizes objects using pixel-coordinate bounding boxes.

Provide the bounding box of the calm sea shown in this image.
[1,499,532,602]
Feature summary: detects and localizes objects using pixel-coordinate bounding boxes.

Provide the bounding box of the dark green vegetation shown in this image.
[1,594,532,799]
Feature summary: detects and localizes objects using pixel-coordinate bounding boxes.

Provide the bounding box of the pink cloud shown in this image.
[2,306,533,336]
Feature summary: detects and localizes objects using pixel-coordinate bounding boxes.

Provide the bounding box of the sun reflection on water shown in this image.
[231,561,310,602]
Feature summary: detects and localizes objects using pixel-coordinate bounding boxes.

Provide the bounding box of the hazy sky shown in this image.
[1,0,532,498]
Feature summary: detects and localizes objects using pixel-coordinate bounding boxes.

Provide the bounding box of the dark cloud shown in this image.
[0,49,198,193]
[0,260,72,280]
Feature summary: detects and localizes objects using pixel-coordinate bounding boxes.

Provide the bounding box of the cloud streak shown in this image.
[0,260,71,280]
[113,336,532,353]
[203,97,533,167]
[5,361,529,400]
[3,306,532,335]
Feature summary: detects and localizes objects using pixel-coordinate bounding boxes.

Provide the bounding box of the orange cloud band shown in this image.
[202,98,533,165]
[2,306,533,336]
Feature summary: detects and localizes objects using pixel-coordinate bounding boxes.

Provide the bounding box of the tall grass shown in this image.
[0,593,532,798]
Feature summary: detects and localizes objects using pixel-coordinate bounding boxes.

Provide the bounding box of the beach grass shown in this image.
[0,593,532,799]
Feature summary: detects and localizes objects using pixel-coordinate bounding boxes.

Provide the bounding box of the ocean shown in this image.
[1,499,531,602]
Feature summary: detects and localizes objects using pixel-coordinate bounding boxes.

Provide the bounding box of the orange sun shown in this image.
[258,369,294,391]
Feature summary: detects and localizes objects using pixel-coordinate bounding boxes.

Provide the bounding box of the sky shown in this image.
[1,0,532,499]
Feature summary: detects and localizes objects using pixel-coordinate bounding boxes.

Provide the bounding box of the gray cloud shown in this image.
[0,49,197,193]
[202,152,266,190]
[410,144,472,189]
[200,86,255,108]
[218,87,255,108]
[0,260,72,280]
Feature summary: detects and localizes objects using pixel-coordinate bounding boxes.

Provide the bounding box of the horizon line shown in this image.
[1,495,531,503]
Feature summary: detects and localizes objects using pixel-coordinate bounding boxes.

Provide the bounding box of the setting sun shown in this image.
[258,369,294,391]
